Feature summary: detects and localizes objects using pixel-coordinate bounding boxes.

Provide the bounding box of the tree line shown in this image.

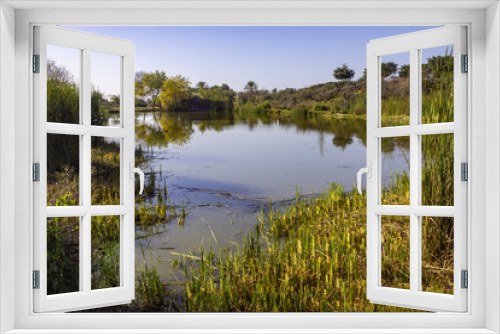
[132,59,416,113]
[47,51,451,117]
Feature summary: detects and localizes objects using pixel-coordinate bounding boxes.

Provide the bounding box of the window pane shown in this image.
[381,215,410,290]
[421,216,454,294]
[47,217,80,295]
[381,52,410,127]
[47,134,80,206]
[421,45,454,124]
[91,137,121,205]
[47,44,81,124]
[91,52,121,127]
[91,215,120,289]
[421,134,454,206]
[381,136,410,205]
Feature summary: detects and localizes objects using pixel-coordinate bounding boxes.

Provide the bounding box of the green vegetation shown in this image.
[160,75,191,111]
[183,171,453,311]
[135,71,235,113]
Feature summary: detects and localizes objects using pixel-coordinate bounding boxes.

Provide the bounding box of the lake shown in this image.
[128,111,409,281]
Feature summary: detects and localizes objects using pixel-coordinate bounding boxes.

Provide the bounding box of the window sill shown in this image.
[4,329,497,334]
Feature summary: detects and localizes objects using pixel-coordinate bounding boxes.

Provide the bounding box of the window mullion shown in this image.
[409,47,420,294]
[82,47,92,294]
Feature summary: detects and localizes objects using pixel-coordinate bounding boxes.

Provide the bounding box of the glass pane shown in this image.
[47,44,81,124]
[91,52,121,127]
[47,217,80,295]
[421,134,454,206]
[47,134,80,206]
[381,136,410,205]
[91,215,120,289]
[381,52,410,127]
[421,45,454,124]
[91,137,121,205]
[381,215,410,290]
[421,216,454,294]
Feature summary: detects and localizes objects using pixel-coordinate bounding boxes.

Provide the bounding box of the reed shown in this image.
[184,171,452,312]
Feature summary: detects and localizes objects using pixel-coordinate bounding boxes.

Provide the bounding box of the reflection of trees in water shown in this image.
[333,135,353,151]
[381,136,410,154]
[135,110,376,153]
[135,113,194,148]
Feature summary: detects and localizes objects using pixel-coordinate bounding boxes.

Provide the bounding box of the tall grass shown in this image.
[184,182,412,312]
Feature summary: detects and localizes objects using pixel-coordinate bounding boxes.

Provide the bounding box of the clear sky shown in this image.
[61,26,438,95]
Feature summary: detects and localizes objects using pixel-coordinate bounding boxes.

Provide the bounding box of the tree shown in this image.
[143,70,167,109]
[423,54,453,78]
[220,83,230,91]
[91,87,107,126]
[196,81,208,90]
[244,81,258,93]
[272,88,278,94]
[135,71,146,101]
[381,61,398,78]
[160,75,191,111]
[46,59,80,173]
[399,64,410,78]
[47,58,79,124]
[110,95,120,107]
[333,63,355,82]
[333,64,356,112]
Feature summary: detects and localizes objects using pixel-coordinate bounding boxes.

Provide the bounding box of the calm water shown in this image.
[129,111,409,280]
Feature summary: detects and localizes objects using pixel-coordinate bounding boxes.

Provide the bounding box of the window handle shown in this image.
[357,162,372,195]
[129,162,145,195]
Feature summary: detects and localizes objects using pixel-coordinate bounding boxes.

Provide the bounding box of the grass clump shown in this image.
[184,172,453,312]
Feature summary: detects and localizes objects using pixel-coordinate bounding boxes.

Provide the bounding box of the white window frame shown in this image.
[33,25,136,312]
[365,26,467,312]
[1,2,499,333]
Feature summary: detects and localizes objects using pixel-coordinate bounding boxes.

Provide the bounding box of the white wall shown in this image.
[0,1,16,333]
[486,2,500,333]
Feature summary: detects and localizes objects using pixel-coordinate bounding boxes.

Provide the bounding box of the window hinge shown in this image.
[33,270,40,289]
[33,163,40,182]
[461,162,468,181]
[461,54,468,73]
[33,54,40,73]
[461,270,468,289]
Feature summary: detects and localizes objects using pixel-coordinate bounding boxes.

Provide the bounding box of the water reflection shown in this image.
[135,111,368,151]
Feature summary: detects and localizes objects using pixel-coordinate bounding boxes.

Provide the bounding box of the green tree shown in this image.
[333,64,356,112]
[423,54,453,78]
[91,88,107,126]
[135,71,147,106]
[196,81,208,90]
[47,58,79,124]
[244,81,258,93]
[110,94,120,108]
[143,70,167,109]
[221,83,231,91]
[46,59,80,172]
[160,75,191,111]
[381,61,398,78]
[399,64,410,78]
[333,63,355,82]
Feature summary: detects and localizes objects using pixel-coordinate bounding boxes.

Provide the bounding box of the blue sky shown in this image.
[61,26,438,95]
